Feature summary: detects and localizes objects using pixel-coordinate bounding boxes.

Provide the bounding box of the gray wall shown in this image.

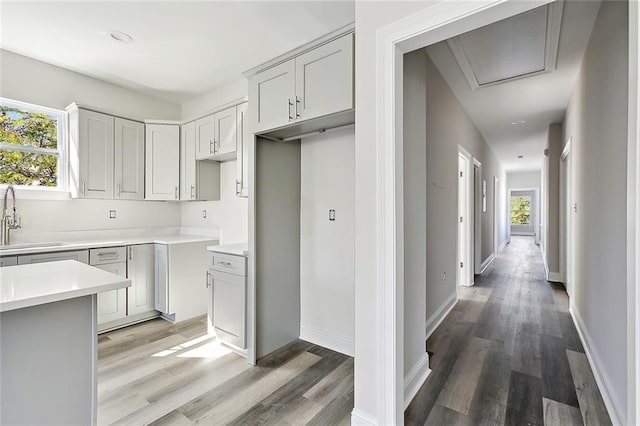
[423,51,507,326]
[403,50,428,376]
[543,123,563,274]
[562,0,628,420]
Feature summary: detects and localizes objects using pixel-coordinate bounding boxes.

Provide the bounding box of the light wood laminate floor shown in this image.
[405,236,612,426]
[97,319,353,425]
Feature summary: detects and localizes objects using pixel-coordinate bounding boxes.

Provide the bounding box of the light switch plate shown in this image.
[109,210,116,219]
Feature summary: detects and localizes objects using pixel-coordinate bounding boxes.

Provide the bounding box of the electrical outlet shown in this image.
[109,210,116,219]
[329,209,336,221]
[202,210,207,219]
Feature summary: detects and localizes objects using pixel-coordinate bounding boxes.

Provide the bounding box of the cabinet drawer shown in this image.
[90,247,126,265]
[208,252,246,276]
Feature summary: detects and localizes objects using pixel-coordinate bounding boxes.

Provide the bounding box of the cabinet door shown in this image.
[249,59,296,133]
[96,262,127,326]
[114,118,145,200]
[145,124,180,201]
[214,106,237,157]
[180,122,197,200]
[236,102,249,198]
[154,244,169,314]
[212,270,246,348]
[17,250,89,265]
[295,34,354,121]
[127,244,155,316]
[195,115,215,159]
[0,256,18,267]
[78,109,114,199]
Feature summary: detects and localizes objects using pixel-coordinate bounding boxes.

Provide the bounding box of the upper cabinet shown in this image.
[114,118,145,200]
[248,32,354,136]
[195,105,238,161]
[68,105,144,200]
[145,123,180,201]
[195,115,215,160]
[76,109,115,199]
[180,122,220,201]
[236,102,249,198]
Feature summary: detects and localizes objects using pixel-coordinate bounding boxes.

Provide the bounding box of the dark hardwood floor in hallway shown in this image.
[405,236,612,426]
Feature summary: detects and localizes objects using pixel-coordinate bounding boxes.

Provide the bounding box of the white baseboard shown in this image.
[498,239,508,253]
[299,324,354,357]
[543,258,563,283]
[404,352,431,409]
[481,253,495,273]
[351,408,377,426]
[569,302,626,426]
[426,292,458,339]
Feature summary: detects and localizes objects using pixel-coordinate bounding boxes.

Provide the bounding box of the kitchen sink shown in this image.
[0,242,65,250]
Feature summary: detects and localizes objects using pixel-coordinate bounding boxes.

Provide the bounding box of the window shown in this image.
[510,195,531,225]
[0,98,66,190]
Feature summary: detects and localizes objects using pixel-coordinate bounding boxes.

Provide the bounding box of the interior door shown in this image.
[79,109,114,199]
[114,118,144,200]
[295,33,354,122]
[214,106,237,156]
[249,59,296,133]
[457,154,471,286]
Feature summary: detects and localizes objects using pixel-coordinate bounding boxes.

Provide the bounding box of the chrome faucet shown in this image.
[1,185,21,246]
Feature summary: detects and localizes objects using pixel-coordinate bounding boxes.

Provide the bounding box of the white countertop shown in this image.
[0,260,131,313]
[206,242,248,257]
[0,230,219,257]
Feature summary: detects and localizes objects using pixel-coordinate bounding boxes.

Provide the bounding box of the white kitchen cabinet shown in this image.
[248,33,354,135]
[211,106,237,160]
[154,244,169,314]
[180,122,221,201]
[155,241,215,322]
[195,115,215,159]
[77,109,114,199]
[17,250,89,265]
[250,60,296,134]
[127,244,155,316]
[236,102,249,198]
[95,262,128,325]
[294,33,353,122]
[114,117,145,200]
[0,256,17,267]
[145,123,180,201]
[211,270,246,348]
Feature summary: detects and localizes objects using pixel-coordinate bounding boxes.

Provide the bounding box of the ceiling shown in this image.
[0,1,354,103]
[426,0,601,172]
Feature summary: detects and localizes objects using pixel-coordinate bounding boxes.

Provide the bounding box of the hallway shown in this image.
[405,236,612,425]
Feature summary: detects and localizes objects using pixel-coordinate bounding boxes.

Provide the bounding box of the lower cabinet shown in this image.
[94,262,128,325]
[17,250,89,265]
[127,244,155,316]
[0,256,18,267]
[154,244,169,314]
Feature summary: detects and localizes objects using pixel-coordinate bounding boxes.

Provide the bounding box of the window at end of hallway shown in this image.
[511,195,531,225]
[0,98,67,195]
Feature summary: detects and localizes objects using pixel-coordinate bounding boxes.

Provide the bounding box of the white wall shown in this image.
[180,78,249,244]
[563,1,628,423]
[508,171,541,189]
[299,127,355,355]
[0,50,183,236]
[423,52,507,325]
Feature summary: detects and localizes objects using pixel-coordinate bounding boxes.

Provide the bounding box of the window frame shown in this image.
[0,97,69,198]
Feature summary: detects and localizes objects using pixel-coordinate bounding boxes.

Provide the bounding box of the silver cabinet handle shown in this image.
[288,99,294,121]
[209,139,214,154]
[129,246,133,261]
[116,183,121,197]
[174,186,178,200]
[205,270,211,288]
[98,251,118,257]
[191,185,195,199]
[295,96,301,118]
[235,180,241,196]
[82,180,86,196]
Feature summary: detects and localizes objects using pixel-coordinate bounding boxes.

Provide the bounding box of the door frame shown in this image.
[560,139,573,297]
[457,146,474,287]
[473,159,483,274]
[368,0,639,423]
[493,176,501,254]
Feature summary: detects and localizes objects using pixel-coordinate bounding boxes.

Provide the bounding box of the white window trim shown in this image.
[0,97,69,198]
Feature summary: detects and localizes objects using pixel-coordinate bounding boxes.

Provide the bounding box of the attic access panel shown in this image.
[447,1,564,89]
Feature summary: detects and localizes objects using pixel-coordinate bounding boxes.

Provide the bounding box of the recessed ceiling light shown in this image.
[517,155,524,159]
[110,30,133,44]
[511,120,526,125]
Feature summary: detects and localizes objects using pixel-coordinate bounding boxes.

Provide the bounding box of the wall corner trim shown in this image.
[497,239,508,254]
[351,408,378,426]
[299,324,354,357]
[481,253,496,273]
[426,292,458,339]
[570,302,626,426]
[404,352,431,409]
[543,257,563,283]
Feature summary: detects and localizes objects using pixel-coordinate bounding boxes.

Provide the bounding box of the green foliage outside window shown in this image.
[511,196,531,225]
[0,106,59,187]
